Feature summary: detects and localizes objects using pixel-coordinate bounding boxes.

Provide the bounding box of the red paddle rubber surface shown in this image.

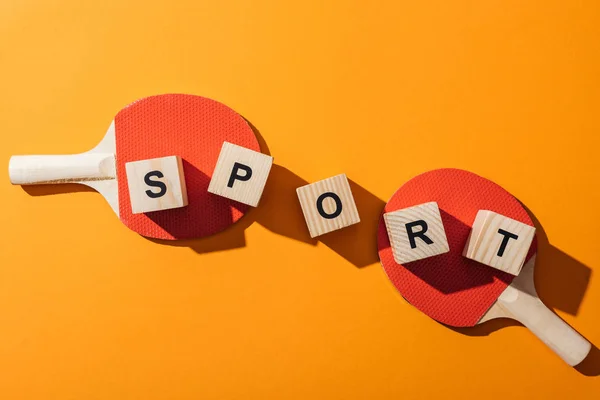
[377,169,536,327]
[115,94,260,240]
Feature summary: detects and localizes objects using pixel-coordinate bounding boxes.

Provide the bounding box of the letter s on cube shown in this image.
[383,202,449,264]
[208,142,273,207]
[125,155,188,214]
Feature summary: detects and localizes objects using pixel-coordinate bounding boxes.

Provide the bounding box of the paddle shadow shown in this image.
[575,344,600,376]
[526,208,592,318]
[23,183,95,196]
[450,204,596,374]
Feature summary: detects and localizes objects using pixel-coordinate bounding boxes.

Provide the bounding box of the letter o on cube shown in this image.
[296,174,360,238]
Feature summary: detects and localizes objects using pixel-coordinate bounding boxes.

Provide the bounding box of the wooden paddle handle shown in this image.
[9,154,115,185]
[8,153,116,185]
[498,286,591,366]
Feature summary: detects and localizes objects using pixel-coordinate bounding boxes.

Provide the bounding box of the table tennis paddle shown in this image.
[377,168,591,366]
[9,94,261,240]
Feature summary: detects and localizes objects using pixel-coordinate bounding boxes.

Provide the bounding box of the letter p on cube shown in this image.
[208,142,274,207]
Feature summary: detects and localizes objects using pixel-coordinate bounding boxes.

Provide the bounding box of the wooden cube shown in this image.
[296,174,360,238]
[463,210,536,275]
[125,155,188,214]
[207,142,273,207]
[383,202,449,264]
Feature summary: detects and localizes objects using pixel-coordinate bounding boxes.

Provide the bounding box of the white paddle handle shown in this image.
[497,286,591,366]
[9,154,116,185]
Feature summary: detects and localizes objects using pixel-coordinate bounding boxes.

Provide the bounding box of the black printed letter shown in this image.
[405,220,434,249]
[316,192,343,219]
[227,162,253,188]
[497,229,518,257]
[144,170,167,198]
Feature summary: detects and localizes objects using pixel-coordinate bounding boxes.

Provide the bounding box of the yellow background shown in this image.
[1,1,599,398]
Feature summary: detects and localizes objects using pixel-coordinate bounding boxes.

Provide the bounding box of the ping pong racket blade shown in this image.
[479,255,591,366]
[9,94,261,240]
[377,168,591,366]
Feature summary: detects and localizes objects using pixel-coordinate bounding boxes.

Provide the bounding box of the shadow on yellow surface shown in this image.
[258,165,385,268]
[151,120,386,267]
[16,125,597,375]
[576,344,600,376]
[24,183,95,196]
[450,203,597,375]
[157,164,386,268]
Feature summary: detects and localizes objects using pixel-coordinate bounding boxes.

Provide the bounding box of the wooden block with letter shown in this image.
[125,155,188,214]
[296,174,360,238]
[383,201,449,264]
[208,142,273,207]
[463,210,536,275]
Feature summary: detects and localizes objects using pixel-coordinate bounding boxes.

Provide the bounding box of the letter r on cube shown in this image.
[383,202,449,264]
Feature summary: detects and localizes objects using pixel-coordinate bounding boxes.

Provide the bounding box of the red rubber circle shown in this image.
[115,94,260,240]
[377,169,536,327]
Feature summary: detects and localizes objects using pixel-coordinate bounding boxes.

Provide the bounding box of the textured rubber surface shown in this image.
[115,94,260,239]
[377,169,537,327]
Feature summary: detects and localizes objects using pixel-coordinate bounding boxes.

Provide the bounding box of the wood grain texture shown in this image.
[125,155,188,214]
[383,201,449,264]
[463,210,536,275]
[8,121,120,216]
[479,255,591,366]
[296,174,360,238]
[8,153,115,184]
[207,142,273,207]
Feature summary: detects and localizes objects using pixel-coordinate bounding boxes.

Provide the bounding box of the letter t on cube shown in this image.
[208,142,273,207]
[383,202,449,264]
[463,210,535,276]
